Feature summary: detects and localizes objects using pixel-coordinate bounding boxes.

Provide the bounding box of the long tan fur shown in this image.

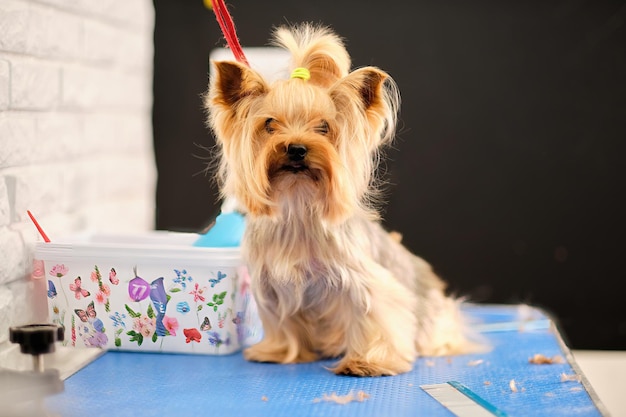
[205,23,475,376]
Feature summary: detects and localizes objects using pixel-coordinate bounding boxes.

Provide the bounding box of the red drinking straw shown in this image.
[27,210,51,243]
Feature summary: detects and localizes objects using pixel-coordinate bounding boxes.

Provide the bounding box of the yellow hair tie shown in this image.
[290,67,311,81]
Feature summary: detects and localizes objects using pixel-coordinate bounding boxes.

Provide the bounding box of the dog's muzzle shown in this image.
[287,144,307,162]
[281,144,308,172]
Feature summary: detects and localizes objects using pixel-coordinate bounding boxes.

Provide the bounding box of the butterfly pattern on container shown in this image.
[200,316,212,331]
[43,263,247,354]
[69,277,90,300]
[74,301,108,347]
[109,268,119,285]
[209,271,227,288]
[47,280,57,299]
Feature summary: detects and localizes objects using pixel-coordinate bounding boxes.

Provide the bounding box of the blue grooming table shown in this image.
[45,304,607,416]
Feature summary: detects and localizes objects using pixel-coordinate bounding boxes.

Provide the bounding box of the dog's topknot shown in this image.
[272,23,351,88]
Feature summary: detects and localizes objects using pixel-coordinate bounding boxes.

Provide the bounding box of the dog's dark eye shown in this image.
[264,118,275,134]
[315,120,329,135]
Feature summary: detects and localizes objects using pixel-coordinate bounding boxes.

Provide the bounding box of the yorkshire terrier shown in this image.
[205,24,473,376]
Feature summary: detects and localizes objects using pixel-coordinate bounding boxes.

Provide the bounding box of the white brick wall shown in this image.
[0,0,155,350]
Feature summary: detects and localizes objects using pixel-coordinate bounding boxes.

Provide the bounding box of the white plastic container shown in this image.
[34,232,261,355]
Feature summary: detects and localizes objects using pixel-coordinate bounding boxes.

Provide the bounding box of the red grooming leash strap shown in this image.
[211,0,249,66]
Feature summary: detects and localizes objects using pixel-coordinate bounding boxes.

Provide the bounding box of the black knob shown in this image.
[9,324,64,356]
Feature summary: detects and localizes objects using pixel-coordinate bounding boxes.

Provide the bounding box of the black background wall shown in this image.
[153,0,626,350]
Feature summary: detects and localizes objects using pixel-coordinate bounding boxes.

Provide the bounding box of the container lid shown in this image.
[35,232,242,267]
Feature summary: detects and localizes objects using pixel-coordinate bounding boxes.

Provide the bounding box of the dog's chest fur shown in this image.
[242,216,361,353]
[244,215,351,289]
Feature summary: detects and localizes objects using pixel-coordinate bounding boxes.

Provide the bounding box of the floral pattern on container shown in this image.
[124,304,158,346]
[91,266,115,312]
[41,259,253,355]
[48,264,69,346]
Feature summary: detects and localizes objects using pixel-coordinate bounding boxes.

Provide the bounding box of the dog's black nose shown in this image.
[287,144,307,161]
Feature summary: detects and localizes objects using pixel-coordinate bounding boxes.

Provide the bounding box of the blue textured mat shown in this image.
[46,304,606,417]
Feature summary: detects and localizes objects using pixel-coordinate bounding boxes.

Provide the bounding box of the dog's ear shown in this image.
[209,60,268,108]
[330,67,388,110]
[330,67,398,148]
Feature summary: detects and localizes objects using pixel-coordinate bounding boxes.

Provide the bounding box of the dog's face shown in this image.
[206,29,398,224]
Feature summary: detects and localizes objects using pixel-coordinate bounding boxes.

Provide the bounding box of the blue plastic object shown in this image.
[46,304,606,417]
[193,212,246,248]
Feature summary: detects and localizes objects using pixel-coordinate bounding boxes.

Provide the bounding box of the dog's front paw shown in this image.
[332,357,413,377]
[244,341,317,364]
[243,345,284,363]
